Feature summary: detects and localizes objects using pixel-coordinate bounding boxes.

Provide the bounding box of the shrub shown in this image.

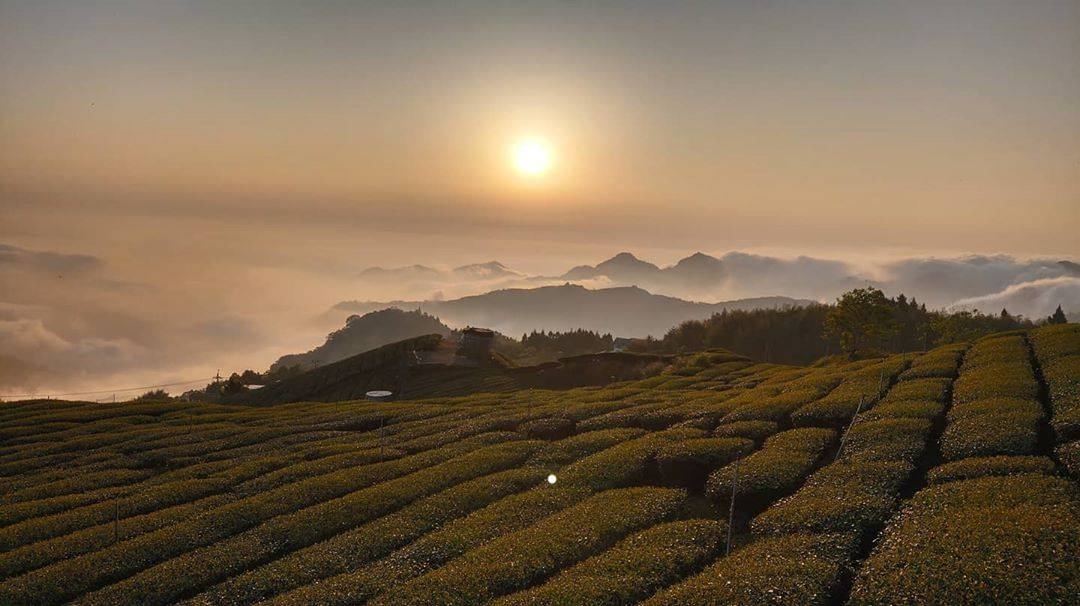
[517,417,575,440]
[841,418,931,463]
[643,532,860,606]
[268,430,701,606]
[927,455,1055,484]
[187,466,548,605]
[722,388,826,423]
[899,345,964,380]
[371,487,687,606]
[656,438,754,489]
[1057,440,1080,479]
[0,432,523,606]
[952,363,1038,403]
[577,403,687,432]
[762,427,836,454]
[947,397,1041,422]
[0,477,230,552]
[525,428,646,469]
[791,356,913,428]
[856,399,944,422]
[751,461,912,536]
[882,378,951,403]
[492,519,725,606]
[940,410,1041,461]
[1042,355,1080,442]
[558,429,704,490]
[712,420,778,443]
[271,487,593,606]
[76,440,543,606]
[848,474,1080,605]
[706,428,835,507]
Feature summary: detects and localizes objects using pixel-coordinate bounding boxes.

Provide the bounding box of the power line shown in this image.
[0,376,218,400]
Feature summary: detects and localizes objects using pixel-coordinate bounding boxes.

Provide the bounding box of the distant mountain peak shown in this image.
[674,252,721,266]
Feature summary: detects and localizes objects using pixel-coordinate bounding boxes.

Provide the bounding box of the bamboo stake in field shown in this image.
[835,393,866,462]
[726,457,740,556]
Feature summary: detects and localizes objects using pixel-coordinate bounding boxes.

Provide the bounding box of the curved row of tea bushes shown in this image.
[847,330,1077,603]
[185,466,546,605]
[187,429,646,605]
[73,440,542,606]
[267,429,702,605]
[492,519,725,606]
[927,455,1056,484]
[656,438,755,489]
[717,347,960,603]
[848,473,1080,605]
[1028,323,1080,478]
[643,531,860,605]
[790,355,912,427]
[0,448,399,578]
[706,427,836,509]
[711,420,778,443]
[937,334,1042,462]
[0,432,521,606]
[369,487,687,606]
[0,492,233,581]
[897,343,964,380]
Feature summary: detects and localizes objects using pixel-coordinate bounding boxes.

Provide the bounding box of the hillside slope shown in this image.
[333,283,814,337]
[271,308,452,371]
[0,325,1076,605]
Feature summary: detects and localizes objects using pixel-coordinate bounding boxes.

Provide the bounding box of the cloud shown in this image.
[946,276,1080,320]
[0,243,104,276]
[0,318,147,391]
[879,255,1068,308]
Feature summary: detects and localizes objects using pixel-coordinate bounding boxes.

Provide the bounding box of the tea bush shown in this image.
[940,409,1041,460]
[841,417,931,462]
[656,438,754,488]
[75,440,542,606]
[493,519,724,606]
[712,420,778,443]
[849,474,1080,605]
[706,428,835,507]
[371,487,687,606]
[751,460,912,535]
[643,532,860,606]
[927,455,1055,484]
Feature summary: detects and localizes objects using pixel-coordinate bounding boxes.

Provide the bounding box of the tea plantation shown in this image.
[1,325,1077,605]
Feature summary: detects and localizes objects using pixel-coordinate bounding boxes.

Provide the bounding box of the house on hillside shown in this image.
[457,327,495,364]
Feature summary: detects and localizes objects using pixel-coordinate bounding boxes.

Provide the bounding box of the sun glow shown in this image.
[512,138,553,177]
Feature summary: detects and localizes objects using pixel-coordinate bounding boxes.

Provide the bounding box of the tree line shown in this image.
[649,288,1068,364]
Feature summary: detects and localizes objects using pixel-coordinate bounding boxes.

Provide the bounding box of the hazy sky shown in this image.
[1,1,1078,395]
[3,0,1079,256]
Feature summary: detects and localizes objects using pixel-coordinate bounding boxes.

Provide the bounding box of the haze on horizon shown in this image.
[1,0,1078,396]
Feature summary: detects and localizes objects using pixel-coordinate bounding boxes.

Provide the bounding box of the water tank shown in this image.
[365,390,393,402]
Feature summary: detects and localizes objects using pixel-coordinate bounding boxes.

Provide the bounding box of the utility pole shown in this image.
[113,500,119,544]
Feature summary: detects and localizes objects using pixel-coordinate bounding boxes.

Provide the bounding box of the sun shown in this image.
[512,138,553,177]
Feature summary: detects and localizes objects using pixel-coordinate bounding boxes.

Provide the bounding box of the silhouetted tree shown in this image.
[825,288,897,355]
[135,389,170,401]
[1049,305,1068,325]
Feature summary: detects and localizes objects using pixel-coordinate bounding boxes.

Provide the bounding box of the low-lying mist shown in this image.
[1,233,1075,398]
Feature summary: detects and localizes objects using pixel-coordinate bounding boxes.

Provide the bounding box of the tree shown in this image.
[135,389,170,401]
[1049,305,1068,325]
[824,288,897,356]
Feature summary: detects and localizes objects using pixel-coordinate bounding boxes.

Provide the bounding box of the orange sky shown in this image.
[2,1,1078,258]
